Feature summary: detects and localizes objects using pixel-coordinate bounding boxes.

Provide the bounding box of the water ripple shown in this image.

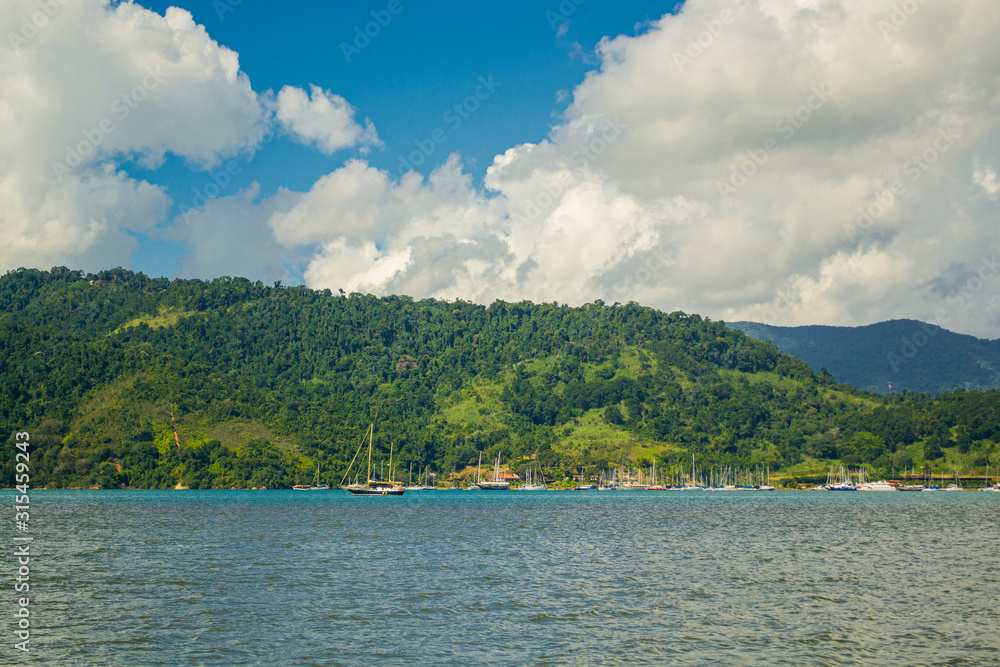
[2,490,999,665]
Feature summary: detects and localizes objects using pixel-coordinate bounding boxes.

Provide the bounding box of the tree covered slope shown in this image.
[729,320,1000,394]
[2,267,998,488]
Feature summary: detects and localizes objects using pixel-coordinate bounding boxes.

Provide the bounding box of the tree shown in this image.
[604,404,624,426]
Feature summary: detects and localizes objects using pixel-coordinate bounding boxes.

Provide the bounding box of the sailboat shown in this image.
[342,423,405,495]
[982,464,1000,492]
[519,463,546,491]
[477,451,511,490]
[292,462,328,490]
[469,452,483,490]
[898,464,924,491]
[404,464,436,491]
[825,465,858,491]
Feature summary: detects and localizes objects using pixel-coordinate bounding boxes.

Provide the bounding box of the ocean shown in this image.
[3,490,999,665]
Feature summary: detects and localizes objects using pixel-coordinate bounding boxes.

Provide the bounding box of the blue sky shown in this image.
[4,0,1000,336]
[127,0,677,277]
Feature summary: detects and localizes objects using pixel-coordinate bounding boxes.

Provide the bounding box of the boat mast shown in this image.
[366,422,373,484]
[389,441,395,483]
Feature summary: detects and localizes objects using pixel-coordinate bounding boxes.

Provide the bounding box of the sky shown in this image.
[2,0,1000,338]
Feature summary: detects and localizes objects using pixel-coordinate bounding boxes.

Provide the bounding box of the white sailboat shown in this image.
[943,467,963,492]
[981,464,1000,491]
[469,452,483,490]
[519,463,546,491]
[404,464,436,491]
[478,451,511,490]
[826,464,858,491]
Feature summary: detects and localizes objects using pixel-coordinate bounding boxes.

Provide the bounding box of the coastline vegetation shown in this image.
[2,267,998,489]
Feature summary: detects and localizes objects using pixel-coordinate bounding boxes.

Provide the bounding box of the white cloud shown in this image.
[973,163,999,200]
[270,155,510,298]
[6,0,1000,338]
[0,0,374,277]
[273,0,1000,337]
[164,183,302,284]
[0,0,269,272]
[274,85,380,155]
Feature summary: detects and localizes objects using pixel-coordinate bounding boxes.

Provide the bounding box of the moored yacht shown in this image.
[519,463,547,491]
[342,424,406,496]
[477,451,511,490]
[858,479,896,491]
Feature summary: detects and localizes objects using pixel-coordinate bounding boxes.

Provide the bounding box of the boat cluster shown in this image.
[811,464,1000,492]
[299,430,1000,495]
[811,465,899,491]
[590,459,778,492]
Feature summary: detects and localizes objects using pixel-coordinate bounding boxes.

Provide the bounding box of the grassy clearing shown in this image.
[438,379,509,430]
[615,346,659,379]
[552,408,680,464]
[112,306,196,334]
[70,375,303,458]
[196,420,302,456]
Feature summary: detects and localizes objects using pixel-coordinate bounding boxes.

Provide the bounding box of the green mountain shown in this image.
[2,267,998,489]
[729,321,1000,394]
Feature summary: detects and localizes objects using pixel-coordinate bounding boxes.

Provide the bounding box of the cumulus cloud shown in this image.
[7,0,1000,337]
[270,155,510,298]
[0,0,374,277]
[165,184,303,283]
[0,0,268,272]
[273,0,1000,337]
[274,85,380,155]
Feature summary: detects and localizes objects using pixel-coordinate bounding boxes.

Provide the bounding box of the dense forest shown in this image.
[1,267,998,489]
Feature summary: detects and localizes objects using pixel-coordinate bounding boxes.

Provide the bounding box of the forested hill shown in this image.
[2,267,998,489]
[729,320,1000,394]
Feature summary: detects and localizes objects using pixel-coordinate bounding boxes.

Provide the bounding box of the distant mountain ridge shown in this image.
[728,320,1000,394]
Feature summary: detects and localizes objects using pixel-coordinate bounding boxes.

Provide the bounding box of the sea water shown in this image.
[2,490,998,665]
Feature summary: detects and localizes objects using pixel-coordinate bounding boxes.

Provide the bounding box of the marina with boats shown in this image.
[295,446,1000,493]
[294,422,1000,494]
